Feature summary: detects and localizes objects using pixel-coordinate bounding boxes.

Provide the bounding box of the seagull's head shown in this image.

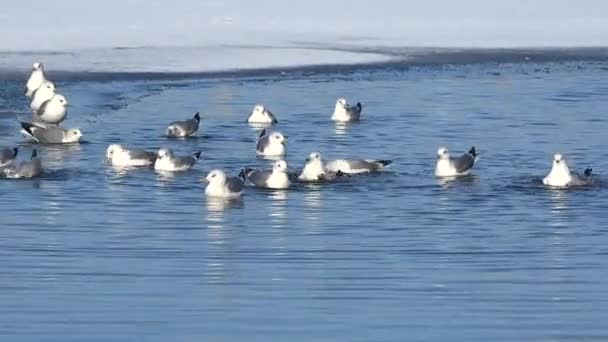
[336,97,347,108]
[205,169,227,184]
[306,151,322,163]
[157,148,171,159]
[106,144,122,159]
[33,62,43,71]
[552,153,569,170]
[67,128,82,141]
[269,131,286,145]
[40,81,55,92]
[437,147,449,159]
[54,94,68,107]
[253,104,265,114]
[273,160,288,173]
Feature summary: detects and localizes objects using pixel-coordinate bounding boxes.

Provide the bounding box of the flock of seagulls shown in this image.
[0,62,596,195]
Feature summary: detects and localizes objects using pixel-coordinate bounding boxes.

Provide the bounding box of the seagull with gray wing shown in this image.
[298,152,345,182]
[20,122,82,144]
[4,149,42,179]
[543,153,593,188]
[435,146,477,177]
[256,129,287,157]
[154,148,201,172]
[106,144,157,167]
[166,112,201,138]
[240,160,290,189]
[203,169,245,198]
[332,97,362,122]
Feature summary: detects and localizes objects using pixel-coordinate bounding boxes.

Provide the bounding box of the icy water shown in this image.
[1,58,608,341]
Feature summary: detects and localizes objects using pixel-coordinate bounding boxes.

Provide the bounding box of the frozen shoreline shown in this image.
[0,45,607,79]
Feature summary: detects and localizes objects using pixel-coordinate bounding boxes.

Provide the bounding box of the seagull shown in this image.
[154,148,201,171]
[435,146,477,177]
[34,93,69,126]
[240,160,290,189]
[543,153,593,188]
[248,104,278,124]
[106,144,157,167]
[4,149,42,179]
[166,112,201,138]
[298,152,344,182]
[256,129,287,157]
[0,147,18,168]
[20,122,82,144]
[331,97,362,122]
[203,169,245,198]
[29,80,56,113]
[25,62,46,98]
[325,158,392,174]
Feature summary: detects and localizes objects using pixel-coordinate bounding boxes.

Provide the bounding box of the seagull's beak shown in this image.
[305,158,310,162]
[200,177,209,183]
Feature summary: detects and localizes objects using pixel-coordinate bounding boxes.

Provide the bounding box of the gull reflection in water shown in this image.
[204,197,243,287]
[40,143,82,169]
[155,170,177,185]
[334,122,352,136]
[547,188,570,228]
[268,190,288,227]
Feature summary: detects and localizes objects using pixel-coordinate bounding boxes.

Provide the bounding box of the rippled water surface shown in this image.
[1,60,608,341]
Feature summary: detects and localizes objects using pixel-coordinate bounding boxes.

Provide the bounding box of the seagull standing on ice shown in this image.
[25,62,46,98]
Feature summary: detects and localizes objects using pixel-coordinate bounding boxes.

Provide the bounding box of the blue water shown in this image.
[1,56,608,341]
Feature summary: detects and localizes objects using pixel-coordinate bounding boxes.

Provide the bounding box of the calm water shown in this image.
[1,59,608,341]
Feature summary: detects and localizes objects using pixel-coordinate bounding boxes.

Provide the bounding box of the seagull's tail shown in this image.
[193,112,201,123]
[374,160,392,168]
[239,168,254,181]
[259,129,267,138]
[20,121,35,134]
[356,102,362,112]
[192,152,202,160]
[584,168,593,178]
[468,146,477,158]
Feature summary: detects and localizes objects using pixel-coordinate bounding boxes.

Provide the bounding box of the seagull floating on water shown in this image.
[4,149,42,179]
[106,144,157,167]
[256,129,287,157]
[435,146,477,177]
[325,157,391,175]
[154,148,201,172]
[543,153,593,188]
[203,169,245,198]
[240,160,290,189]
[298,152,344,182]
[248,104,278,124]
[20,122,82,144]
[332,97,362,122]
[166,112,201,138]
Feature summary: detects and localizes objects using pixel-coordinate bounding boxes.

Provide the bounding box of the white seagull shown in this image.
[154,148,201,172]
[543,153,593,188]
[203,169,245,198]
[240,160,290,189]
[106,144,157,167]
[248,104,278,124]
[25,62,47,98]
[332,97,362,122]
[435,146,477,177]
